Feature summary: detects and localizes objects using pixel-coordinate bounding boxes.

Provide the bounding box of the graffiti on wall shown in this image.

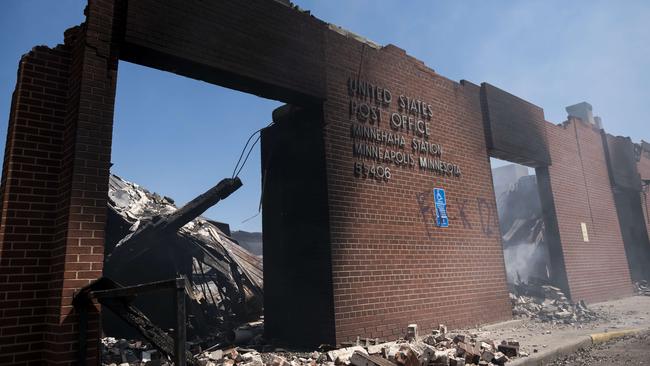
[415,190,499,239]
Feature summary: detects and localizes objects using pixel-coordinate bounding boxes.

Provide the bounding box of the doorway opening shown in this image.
[100,60,281,346]
[490,158,552,287]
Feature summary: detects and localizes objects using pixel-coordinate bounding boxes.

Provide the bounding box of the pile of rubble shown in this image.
[101,337,159,365]
[102,324,527,366]
[99,175,263,342]
[510,284,601,323]
[635,280,650,296]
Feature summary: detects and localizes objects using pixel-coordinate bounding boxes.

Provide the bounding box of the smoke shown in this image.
[503,241,550,284]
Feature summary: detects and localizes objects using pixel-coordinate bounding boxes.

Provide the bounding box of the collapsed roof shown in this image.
[102,174,263,339]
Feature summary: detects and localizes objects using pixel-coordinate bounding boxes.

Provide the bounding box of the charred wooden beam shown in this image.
[106,177,242,264]
[74,277,196,366]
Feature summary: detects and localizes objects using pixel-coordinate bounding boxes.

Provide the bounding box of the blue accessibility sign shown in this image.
[433,188,449,228]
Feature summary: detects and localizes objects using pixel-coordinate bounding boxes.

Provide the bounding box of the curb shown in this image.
[590,328,641,344]
[508,328,646,366]
[507,336,592,366]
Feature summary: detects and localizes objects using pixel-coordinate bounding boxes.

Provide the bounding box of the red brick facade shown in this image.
[0,0,644,363]
[0,0,120,364]
[543,119,633,302]
[322,38,511,340]
[0,44,72,365]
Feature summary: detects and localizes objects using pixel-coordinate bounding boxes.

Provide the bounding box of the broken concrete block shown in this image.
[497,344,518,357]
[368,342,395,356]
[452,335,465,344]
[271,356,291,366]
[241,352,263,366]
[480,350,494,363]
[449,357,465,366]
[350,350,397,366]
[479,341,492,352]
[492,352,508,365]
[367,344,384,355]
[405,324,418,341]
[385,343,403,361]
[394,345,419,366]
[411,343,435,365]
[422,334,437,346]
[431,350,449,366]
[208,350,223,360]
[506,339,520,348]
[438,324,448,335]
[457,343,479,365]
[328,346,368,364]
[435,334,451,343]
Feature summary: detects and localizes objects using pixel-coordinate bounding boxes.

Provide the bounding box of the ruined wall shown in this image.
[0,44,71,365]
[121,0,326,104]
[638,146,650,249]
[127,0,512,344]
[321,34,511,342]
[261,105,336,347]
[543,119,632,302]
[0,0,121,364]
[480,83,550,167]
[602,135,650,281]
[2,0,648,361]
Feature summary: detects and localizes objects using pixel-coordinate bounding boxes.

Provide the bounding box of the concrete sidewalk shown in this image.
[457,295,650,366]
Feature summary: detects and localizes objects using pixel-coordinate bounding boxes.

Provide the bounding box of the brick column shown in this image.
[0,44,72,366]
[0,1,121,364]
[44,1,121,364]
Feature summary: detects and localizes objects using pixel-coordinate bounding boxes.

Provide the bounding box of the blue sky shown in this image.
[1,1,649,231]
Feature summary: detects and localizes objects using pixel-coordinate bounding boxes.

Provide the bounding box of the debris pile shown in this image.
[102,324,527,366]
[510,284,601,323]
[101,337,161,365]
[635,280,650,296]
[98,174,263,346]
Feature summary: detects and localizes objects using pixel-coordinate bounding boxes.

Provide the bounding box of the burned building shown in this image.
[0,0,648,364]
[103,174,263,339]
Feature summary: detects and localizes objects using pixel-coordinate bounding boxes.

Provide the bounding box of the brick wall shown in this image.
[480,83,550,166]
[0,44,71,366]
[0,0,120,364]
[2,0,647,360]
[322,34,511,343]
[121,0,326,104]
[543,119,632,302]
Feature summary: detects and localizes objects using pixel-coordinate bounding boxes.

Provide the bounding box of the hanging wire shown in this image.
[231,122,274,179]
[234,134,261,178]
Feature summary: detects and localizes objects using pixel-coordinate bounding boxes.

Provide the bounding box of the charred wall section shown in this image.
[634,142,650,279]
[602,135,650,281]
[121,0,326,104]
[535,167,571,296]
[480,83,550,167]
[261,105,335,347]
